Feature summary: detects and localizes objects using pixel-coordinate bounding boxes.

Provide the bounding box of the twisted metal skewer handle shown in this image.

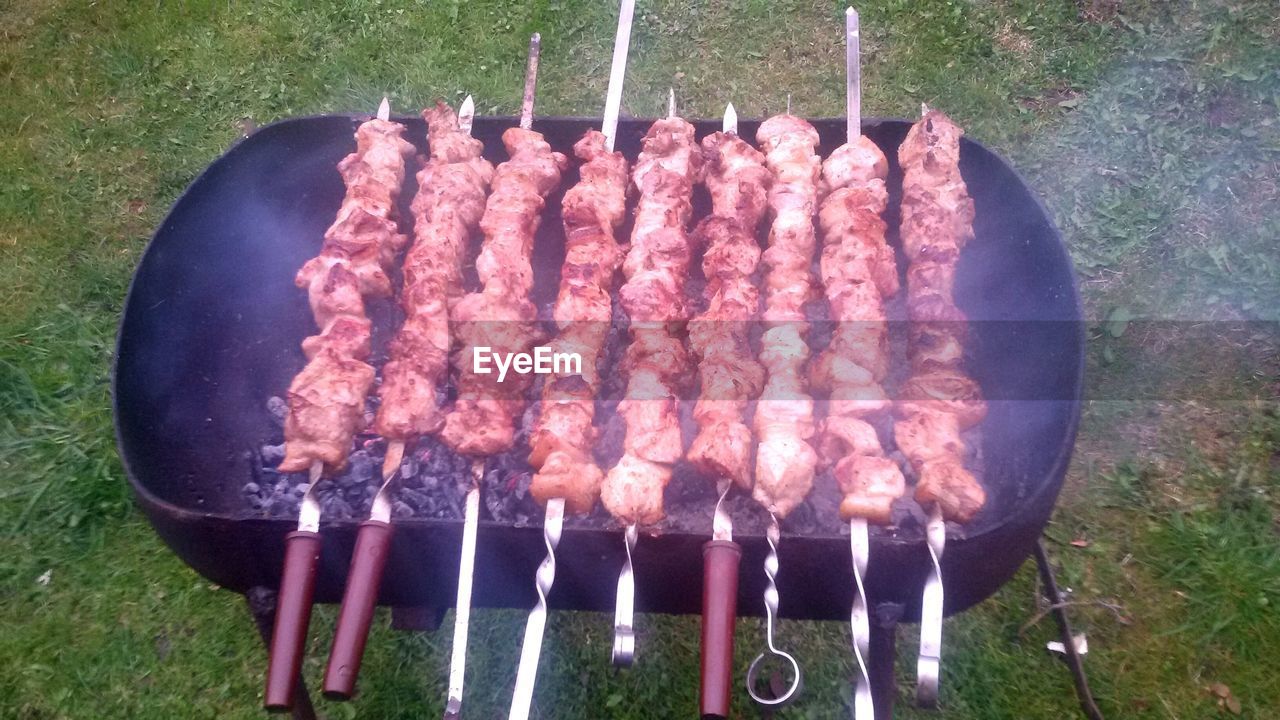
[508,498,565,720]
[917,504,946,707]
[612,523,638,667]
[849,518,874,719]
[746,514,802,708]
[444,484,481,719]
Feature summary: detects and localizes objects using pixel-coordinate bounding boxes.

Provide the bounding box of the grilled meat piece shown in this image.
[686,131,770,489]
[376,101,494,440]
[751,115,823,518]
[529,130,629,516]
[440,126,568,457]
[601,117,702,526]
[812,134,905,523]
[894,110,987,523]
[280,117,413,473]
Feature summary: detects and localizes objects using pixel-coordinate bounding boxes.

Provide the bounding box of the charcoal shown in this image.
[260,443,285,465]
[242,482,260,495]
[266,396,288,425]
[393,501,413,519]
[398,456,419,479]
[320,495,353,519]
[400,489,433,512]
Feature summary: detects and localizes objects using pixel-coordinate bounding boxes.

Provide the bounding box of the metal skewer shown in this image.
[440,93,480,720]
[601,7,641,671]
[844,10,875,720]
[612,83,679,671]
[746,513,802,708]
[507,6,637,710]
[266,97,394,710]
[520,34,541,131]
[914,98,946,710]
[696,102,747,719]
[612,523,637,666]
[263,460,323,710]
[509,34,552,720]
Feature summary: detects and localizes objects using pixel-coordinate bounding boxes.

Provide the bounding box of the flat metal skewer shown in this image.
[613,84,681,671]
[520,34,541,130]
[612,523,637,666]
[442,94,479,720]
[611,78,670,673]
[696,103,746,719]
[508,34,553,720]
[914,99,945,709]
[510,4,634,708]
[601,0,635,151]
[746,513,802,708]
[918,504,945,707]
[843,10,875,720]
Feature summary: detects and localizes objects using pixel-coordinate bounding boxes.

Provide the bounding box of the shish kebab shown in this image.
[688,101,770,719]
[745,103,825,708]
[895,103,987,707]
[600,88,703,668]
[321,96,493,704]
[422,33,570,720]
[811,8,904,718]
[513,0,635,715]
[268,97,414,711]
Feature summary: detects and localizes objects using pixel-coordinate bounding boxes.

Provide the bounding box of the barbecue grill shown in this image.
[113,113,1085,717]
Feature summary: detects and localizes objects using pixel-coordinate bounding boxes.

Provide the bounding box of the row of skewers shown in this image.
[265,4,987,718]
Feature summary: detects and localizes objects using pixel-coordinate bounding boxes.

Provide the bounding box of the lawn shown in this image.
[2,0,1278,718]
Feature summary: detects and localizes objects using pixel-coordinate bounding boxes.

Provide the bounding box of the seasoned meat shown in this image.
[894,110,987,523]
[529,130,629,515]
[377,101,493,440]
[281,116,413,474]
[602,117,702,525]
[440,126,568,456]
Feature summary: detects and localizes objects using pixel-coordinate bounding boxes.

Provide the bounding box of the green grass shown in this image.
[2,0,1279,718]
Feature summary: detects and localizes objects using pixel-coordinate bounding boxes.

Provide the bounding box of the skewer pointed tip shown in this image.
[377,96,391,121]
[459,94,475,134]
[921,102,930,116]
[847,6,857,19]
[520,33,543,129]
[786,93,792,115]
[600,0,635,151]
[668,87,676,118]
[723,102,737,135]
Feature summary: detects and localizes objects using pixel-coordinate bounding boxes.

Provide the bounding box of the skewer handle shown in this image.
[445,485,482,719]
[612,523,639,667]
[323,519,395,700]
[265,530,322,711]
[916,505,945,707]
[700,539,741,719]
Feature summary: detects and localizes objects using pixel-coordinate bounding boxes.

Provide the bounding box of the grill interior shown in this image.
[114,114,1082,619]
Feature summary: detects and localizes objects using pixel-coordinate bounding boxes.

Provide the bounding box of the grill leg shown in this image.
[869,602,902,720]
[1033,541,1105,720]
[247,586,318,720]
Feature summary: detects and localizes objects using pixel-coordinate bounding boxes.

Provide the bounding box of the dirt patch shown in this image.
[1018,82,1081,112]
[994,22,1034,58]
[1077,0,1123,24]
